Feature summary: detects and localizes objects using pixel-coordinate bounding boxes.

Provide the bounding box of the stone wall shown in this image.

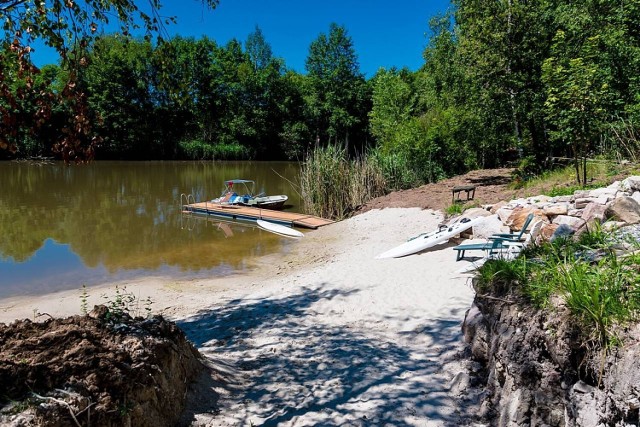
[464,293,640,426]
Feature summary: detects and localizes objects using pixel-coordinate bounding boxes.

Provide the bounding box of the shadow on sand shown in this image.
[177,284,480,426]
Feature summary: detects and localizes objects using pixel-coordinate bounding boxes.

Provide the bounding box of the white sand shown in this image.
[0,208,484,426]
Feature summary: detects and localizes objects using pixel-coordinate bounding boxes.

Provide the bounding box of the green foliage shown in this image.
[5,0,640,174]
[305,23,370,152]
[513,162,627,194]
[445,203,464,216]
[178,140,250,160]
[477,228,640,346]
[80,285,89,315]
[368,68,446,186]
[101,286,153,322]
[476,257,530,296]
[367,148,422,190]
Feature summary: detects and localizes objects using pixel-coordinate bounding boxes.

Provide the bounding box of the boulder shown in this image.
[505,207,548,231]
[551,224,576,241]
[552,215,587,231]
[576,195,610,208]
[607,180,622,191]
[462,305,489,362]
[589,187,617,199]
[528,195,553,204]
[581,202,607,224]
[632,191,640,205]
[603,221,626,232]
[510,198,530,206]
[573,190,592,199]
[605,196,640,224]
[552,195,573,203]
[472,214,510,239]
[568,209,583,217]
[543,204,569,217]
[539,223,559,242]
[462,207,493,219]
[490,200,508,214]
[496,207,515,223]
[575,198,598,209]
[528,219,544,243]
[621,176,640,193]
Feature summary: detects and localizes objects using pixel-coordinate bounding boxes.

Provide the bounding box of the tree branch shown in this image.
[0,0,29,12]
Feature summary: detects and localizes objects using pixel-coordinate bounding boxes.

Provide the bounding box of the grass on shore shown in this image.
[476,226,640,347]
[299,145,387,220]
[513,160,640,197]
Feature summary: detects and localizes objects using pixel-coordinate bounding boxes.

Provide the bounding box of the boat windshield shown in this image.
[223,179,255,196]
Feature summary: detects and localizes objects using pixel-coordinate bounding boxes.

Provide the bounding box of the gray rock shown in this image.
[552,195,573,203]
[463,207,493,218]
[606,196,640,224]
[622,176,640,193]
[575,197,598,209]
[473,214,510,238]
[496,207,514,223]
[543,204,569,217]
[552,215,586,230]
[582,202,607,224]
[589,187,618,199]
[551,224,575,241]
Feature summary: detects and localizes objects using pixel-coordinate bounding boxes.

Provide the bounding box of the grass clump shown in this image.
[445,202,464,216]
[299,144,387,220]
[476,227,640,347]
[511,161,635,195]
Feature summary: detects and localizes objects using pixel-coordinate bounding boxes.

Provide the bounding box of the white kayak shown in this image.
[375,217,484,259]
[257,219,304,238]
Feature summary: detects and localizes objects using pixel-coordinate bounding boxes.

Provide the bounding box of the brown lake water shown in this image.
[0,161,302,298]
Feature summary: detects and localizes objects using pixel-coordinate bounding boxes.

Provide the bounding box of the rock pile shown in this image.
[460,175,640,245]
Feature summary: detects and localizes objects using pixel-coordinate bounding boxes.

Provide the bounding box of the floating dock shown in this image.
[182,202,334,229]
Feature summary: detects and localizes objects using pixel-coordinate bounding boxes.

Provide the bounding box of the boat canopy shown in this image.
[224,179,255,185]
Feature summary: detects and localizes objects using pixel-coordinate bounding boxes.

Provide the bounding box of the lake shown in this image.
[0,161,302,299]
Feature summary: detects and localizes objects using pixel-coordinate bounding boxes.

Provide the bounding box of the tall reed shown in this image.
[299,144,387,220]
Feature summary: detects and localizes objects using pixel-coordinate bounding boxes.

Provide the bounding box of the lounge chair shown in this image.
[453,238,506,261]
[453,237,524,261]
[489,213,535,242]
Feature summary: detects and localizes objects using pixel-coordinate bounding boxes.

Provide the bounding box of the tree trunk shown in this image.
[572,143,581,185]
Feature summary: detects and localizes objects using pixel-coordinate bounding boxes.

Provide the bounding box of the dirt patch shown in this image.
[357,168,519,214]
[0,305,204,427]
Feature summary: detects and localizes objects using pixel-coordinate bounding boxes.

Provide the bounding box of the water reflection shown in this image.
[0,161,301,297]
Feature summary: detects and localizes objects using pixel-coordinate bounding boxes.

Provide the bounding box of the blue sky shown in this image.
[32,0,452,77]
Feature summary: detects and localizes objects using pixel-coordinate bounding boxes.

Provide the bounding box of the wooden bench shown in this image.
[452,185,476,203]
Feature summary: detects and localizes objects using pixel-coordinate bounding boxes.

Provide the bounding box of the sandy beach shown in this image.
[0,208,484,426]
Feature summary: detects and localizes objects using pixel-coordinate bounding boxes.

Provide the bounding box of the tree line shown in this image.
[1,24,370,161]
[2,1,640,185]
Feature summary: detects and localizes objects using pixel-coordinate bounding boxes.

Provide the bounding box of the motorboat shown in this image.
[211,179,288,210]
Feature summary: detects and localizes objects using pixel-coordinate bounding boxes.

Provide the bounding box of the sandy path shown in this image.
[0,208,484,426]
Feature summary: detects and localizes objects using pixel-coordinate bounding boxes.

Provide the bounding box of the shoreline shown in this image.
[0,208,484,425]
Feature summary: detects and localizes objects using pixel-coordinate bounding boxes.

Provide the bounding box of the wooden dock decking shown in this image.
[183,202,334,229]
